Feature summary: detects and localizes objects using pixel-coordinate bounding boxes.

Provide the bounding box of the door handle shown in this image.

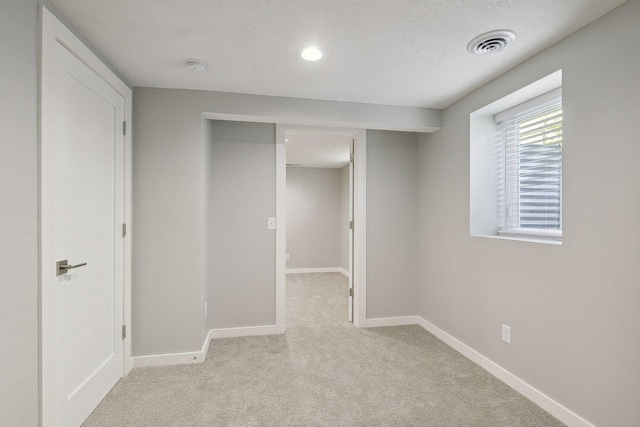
[56,260,88,276]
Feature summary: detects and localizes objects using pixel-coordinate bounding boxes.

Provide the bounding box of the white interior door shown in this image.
[42,41,125,426]
[348,138,355,322]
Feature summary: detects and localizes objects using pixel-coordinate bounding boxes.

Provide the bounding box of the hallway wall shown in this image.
[1,2,40,423]
[340,165,350,272]
[366,130,419,319]
[209,120,276,329]
[286,167,342,270]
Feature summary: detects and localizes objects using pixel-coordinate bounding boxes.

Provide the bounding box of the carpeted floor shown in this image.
[84,272,564,426]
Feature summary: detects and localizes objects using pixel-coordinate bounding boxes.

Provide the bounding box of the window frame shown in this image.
[469,70,563,245]
[495,90,563,241]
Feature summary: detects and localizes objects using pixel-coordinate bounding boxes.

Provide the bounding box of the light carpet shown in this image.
[84,272,563,426]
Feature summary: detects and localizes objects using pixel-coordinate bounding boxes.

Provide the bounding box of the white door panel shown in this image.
[348,142,354,322]
[47,42,124,427]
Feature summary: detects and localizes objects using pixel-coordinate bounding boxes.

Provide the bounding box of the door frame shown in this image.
[275,124,367,330]
[39,6,133,425]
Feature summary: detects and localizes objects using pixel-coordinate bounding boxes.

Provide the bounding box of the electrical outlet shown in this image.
[285,253,290,261]
[502,324,511,344]
[204,302,208,319]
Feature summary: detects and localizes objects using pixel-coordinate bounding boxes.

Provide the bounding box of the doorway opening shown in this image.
[286,131,353,324]
[275,125,366,332]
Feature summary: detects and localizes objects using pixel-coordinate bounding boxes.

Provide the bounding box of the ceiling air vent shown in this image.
[467,30,516,55]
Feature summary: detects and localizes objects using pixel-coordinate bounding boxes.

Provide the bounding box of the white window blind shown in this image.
[497,96,563,239]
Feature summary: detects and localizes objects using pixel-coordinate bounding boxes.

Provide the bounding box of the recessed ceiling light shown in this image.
[185,60,208,75]
[467,30,516,55]
[300,47,323,61]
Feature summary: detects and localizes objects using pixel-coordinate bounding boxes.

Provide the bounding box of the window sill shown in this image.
[471,233,562,246]
[499,228,561,239]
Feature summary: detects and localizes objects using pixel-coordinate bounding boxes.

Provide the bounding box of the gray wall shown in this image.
[367,130,419,319]
[209,120,276,329]
[201,119,213,340]
[417,2,640,426]
[286,167,342,269]
[340,165,350,272]
[132,90,207,355]
[1,2,39,424]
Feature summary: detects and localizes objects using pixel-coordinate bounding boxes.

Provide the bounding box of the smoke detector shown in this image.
[467,30,516,55]
[185,60,208,75]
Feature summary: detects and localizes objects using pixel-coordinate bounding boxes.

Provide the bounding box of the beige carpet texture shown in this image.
[83,273,564,426]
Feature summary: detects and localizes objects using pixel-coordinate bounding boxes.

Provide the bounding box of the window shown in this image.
[496,92,563,240]
[470,70,562,244]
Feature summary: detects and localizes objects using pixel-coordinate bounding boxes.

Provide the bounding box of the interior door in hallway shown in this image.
[41,41,125,426]
[348,138,354,322]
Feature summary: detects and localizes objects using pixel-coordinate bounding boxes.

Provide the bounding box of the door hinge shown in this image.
[349,220,353,230]
[123,121,127,136]
[122,223,127,238]
[349,288,354,297]
[122,325,126,340]
[350,138,355,162]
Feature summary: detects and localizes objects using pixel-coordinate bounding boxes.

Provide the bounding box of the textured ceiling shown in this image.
[49,0,625,108]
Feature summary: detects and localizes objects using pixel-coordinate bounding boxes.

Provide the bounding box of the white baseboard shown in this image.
[132,329,213,368]
[337,268,350,278]
[415,317,595,427]
[286,267,346,275]
[210,325,277,339]
[132,325,280,368]
[365,316,422,328]
[365,315,593,426]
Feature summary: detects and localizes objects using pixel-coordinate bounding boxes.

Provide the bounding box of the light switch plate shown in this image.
[267,217,276,230]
